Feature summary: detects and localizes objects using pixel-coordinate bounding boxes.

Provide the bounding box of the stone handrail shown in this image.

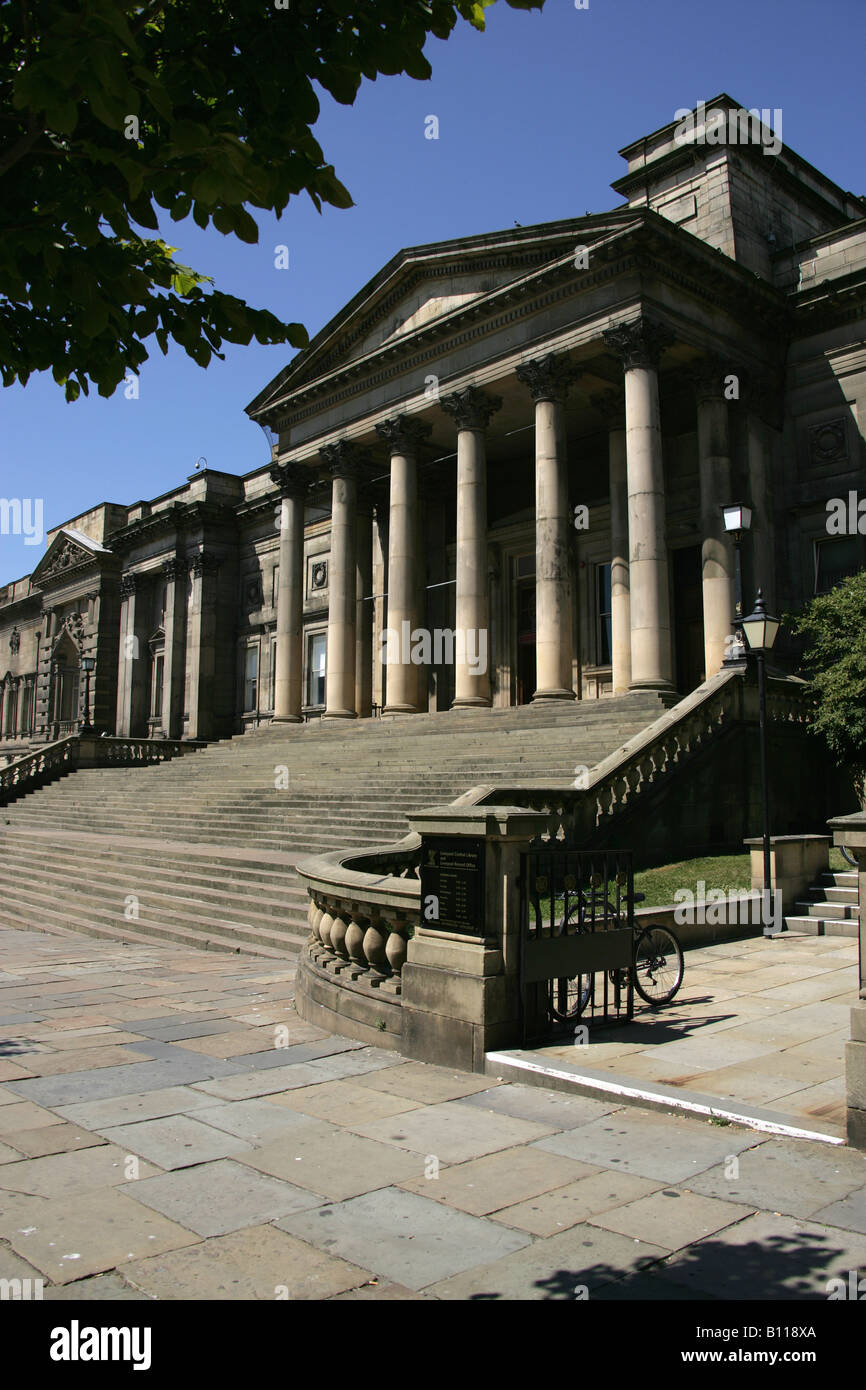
[0,734,203,807]
[294,669,815,993]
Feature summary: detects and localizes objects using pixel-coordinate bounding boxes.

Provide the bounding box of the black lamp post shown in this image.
[80,656,95,735]
[721,503,752,664]
[741,590,781,935]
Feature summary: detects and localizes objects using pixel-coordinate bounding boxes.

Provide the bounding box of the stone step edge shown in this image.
[484,1049,845,1146]
[0,901,303,959]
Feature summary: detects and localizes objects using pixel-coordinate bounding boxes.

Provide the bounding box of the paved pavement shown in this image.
[525,933,857,1140]
[1,925,865,1301]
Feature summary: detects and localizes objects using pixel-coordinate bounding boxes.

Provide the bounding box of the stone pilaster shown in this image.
[439,387,502,708]
[603,317,675,692]
[375,416,433,714]
[270,464,307,723]
[516,354,578,702]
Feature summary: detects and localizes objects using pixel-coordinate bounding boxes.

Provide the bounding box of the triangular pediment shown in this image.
[30,528,109,587]
[247,212,643,419]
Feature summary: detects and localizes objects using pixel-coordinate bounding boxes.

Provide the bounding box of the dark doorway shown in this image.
[516,577,536,705]
[672,545,705,695]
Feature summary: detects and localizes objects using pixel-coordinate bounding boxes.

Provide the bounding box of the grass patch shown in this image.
[634,854,751,909]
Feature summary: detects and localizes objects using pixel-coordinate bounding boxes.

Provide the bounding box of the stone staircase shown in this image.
[785,867,861,938]
[0,693,670,958]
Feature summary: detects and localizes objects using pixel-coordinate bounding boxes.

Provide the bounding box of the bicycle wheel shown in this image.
[549,901,592,1022]
[632,925,684,1005]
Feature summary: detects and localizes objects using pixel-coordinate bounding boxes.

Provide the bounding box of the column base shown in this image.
[451,697,492,710]
[531,688,576,703]
[322,709,357,721]
[628,679,678,694]
[271,714,303,724]
[383,703,420,716]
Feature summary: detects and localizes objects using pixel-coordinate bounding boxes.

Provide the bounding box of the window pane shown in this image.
[815,538,861,595]
[597,563,612,665]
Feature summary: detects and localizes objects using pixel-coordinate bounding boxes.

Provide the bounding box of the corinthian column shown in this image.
[689,361,736,679]
[593,390,631,693]
[440,387,502,708]
[516,353,577,701]
[320,441,364,719]
[603,317,675,692]
[375,415,433,714]
[270,463,307,722]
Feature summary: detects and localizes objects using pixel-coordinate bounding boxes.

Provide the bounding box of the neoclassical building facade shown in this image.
[2,94,866,751]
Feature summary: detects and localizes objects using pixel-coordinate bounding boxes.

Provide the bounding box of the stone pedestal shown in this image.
[828,811,866,1148]
[744,834,831,915]
[400,805,547,1072]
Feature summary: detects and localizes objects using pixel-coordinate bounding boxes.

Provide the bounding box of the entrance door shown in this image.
[672,545,705,695]
[516,577,536,705]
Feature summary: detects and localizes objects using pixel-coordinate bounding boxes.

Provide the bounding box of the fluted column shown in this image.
[440,387,502,708]
[594,391,631,693]
[603,317,675,692]
[116,574,138,736]
[321,441,363,719]
[270,464,307,723]
[160,557,188,738]
[517,354,577,702]
[376,415,432,714]
[690,361,736,679]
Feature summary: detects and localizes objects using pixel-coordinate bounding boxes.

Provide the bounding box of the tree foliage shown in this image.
[791,569,866,796]
[1,0,543,399]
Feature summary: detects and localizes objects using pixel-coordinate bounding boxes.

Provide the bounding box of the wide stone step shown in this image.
[0,830,301,884]
[784,914,860,938]
[794,898,859,920]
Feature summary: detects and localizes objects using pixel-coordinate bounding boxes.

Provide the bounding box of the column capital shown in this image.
[320,439,370,480]
[120,573,138,598]
[603,316,674,371]
[375,415,433,455]
[591,388,626,429]
[161,556,188,582]
[516,353,579,404]
[439,386,502,431]
[190,552,220,578]
[684,355,735,402]
[269,462,309,498]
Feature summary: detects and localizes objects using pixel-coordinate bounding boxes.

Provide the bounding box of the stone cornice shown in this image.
[262,224,788,436]
[106,500,238,556]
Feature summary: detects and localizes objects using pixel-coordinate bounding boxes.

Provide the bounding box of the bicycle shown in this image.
[549,882,684,1021]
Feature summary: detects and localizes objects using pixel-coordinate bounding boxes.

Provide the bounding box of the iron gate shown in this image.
[520,846,635,1041]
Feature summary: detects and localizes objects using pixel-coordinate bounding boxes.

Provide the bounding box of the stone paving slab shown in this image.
[6,1187,201,1284]
[2,1122,106,1160]
[489,1170,664,1237]
[267,1079,425,1126]
[535,1110,761,1183]
[425,1223,669,1299]
[190,1100,332,1144]
[353,1061,501,1105]
[121,1224,373,1301]
[459,1083,620,1129]
[653,1212,866,1300]
[686,1137,866,1219]
[101,1115,255,1170]
[122,1159,324,1238]
[238,1123,429,1201]
[0,1143,162,1199]
[43,1272,154,1301]
[349,1100,555,1164]
[587,1188,754,1250]
[812,1183,866,1236]
[4,1054,248,1107]
[277,1187,531,1291]
[398,1145,595,1216]
[54,1086,217,1132]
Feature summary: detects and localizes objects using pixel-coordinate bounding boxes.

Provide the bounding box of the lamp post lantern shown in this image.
[722,504,752,665]
[741,590,781,935]
[80,656,95,735]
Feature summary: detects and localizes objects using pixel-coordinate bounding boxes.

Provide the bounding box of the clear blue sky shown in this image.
[2,0,865,584]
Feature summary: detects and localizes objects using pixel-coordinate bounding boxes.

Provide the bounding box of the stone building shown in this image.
[2,94,866,756]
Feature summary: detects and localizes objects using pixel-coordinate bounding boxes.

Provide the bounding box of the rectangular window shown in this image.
[596,563,612,666]
[307,632,326,707]
[244,645,259,712]
[814,538,861,595]
[151,654,164,719]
